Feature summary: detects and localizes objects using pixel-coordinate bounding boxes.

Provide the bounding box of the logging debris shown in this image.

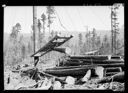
[4,64,124,91]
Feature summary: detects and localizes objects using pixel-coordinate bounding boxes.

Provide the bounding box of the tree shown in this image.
[91,28,97,50]
[10,23,21,43]
[6,23,23,66]
[101,35,111,54]
[46,6,56,59]
[46,6,56,36]
[38,19,42,48]
[85,31,92,52]
[78,33,83,54]
[27,41,32,54]
[41,13,46,35]
[96,36,101,50]
[21,44,26,59]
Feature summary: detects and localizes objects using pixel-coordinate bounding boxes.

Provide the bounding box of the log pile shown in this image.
[4,54,124,91]
[4,65,124,91]
[63,55,124,77]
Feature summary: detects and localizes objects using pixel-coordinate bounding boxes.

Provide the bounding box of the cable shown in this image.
[54,8,68,31]
[76,8,85,28]
[63,8,77,31]
[87,6,110,29]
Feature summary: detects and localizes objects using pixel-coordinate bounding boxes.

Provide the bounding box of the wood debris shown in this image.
[4,62,124,91]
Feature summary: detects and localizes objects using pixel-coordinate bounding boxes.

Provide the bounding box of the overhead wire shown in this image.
[63,7,77,31]
[76,8,85,28]
[54,8,68,31]
[87,6,110,30]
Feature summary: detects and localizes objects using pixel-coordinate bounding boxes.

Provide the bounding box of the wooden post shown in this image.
[33,6,39,65]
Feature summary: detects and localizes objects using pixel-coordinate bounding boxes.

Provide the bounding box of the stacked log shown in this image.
[69,55,110,60]
[62,55,124,77]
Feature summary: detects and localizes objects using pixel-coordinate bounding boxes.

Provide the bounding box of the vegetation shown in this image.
[4,6,124,67]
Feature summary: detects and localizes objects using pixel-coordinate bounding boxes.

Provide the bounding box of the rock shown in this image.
[65,76,75,84]
[81,70,91,82]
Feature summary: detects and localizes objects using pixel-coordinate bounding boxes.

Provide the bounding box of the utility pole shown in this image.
[33,6,39,66]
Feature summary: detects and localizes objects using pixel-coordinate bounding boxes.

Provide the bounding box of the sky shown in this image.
[4,5,124,34]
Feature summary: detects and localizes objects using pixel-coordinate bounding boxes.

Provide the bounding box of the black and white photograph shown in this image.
[4,4,124,91]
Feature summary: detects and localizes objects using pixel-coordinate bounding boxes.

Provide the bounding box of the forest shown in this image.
[4,6,124,67]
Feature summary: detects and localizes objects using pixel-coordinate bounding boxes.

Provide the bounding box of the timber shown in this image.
[44,65,95,77]
[65,59,124,66]
[69,55,111,60]
[31,35,73,57]
[53,47,71,54]
[39,71,67,84]
[105,67,122,73]
[96,72,124,83]
[64,62,124,68]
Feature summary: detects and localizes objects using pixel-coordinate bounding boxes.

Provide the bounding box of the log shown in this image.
[94,63,124,68]
[64,62,124,70]
[39,71,67,84]
[37,77,52,90]
[69,55,111,60]
[111,56,122,60]
[96,72,124,83]
[105,72,120,76]
[53,47,71,55]
[67,59,124,64]
[64,59,124,67]
[65,76,76,84]
[81,69,91,82]
[105,67,122,73]
[96,76,112,83]
[53,81,62,90]
[111,72,124,82]
[64,61,90,66]
[94,66,104,79]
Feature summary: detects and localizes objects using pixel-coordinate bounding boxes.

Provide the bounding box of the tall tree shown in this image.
[6,23,22,66]
[10,23,21,42]
[102,35,111,54]
[96,36,101,50]
[78,33,83,54]
[46,6,56,38]
[38,19,42,48]
[91,28,97,50]
[41,13,46,35]
[21,44,26,60]
[46,6,56,59]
